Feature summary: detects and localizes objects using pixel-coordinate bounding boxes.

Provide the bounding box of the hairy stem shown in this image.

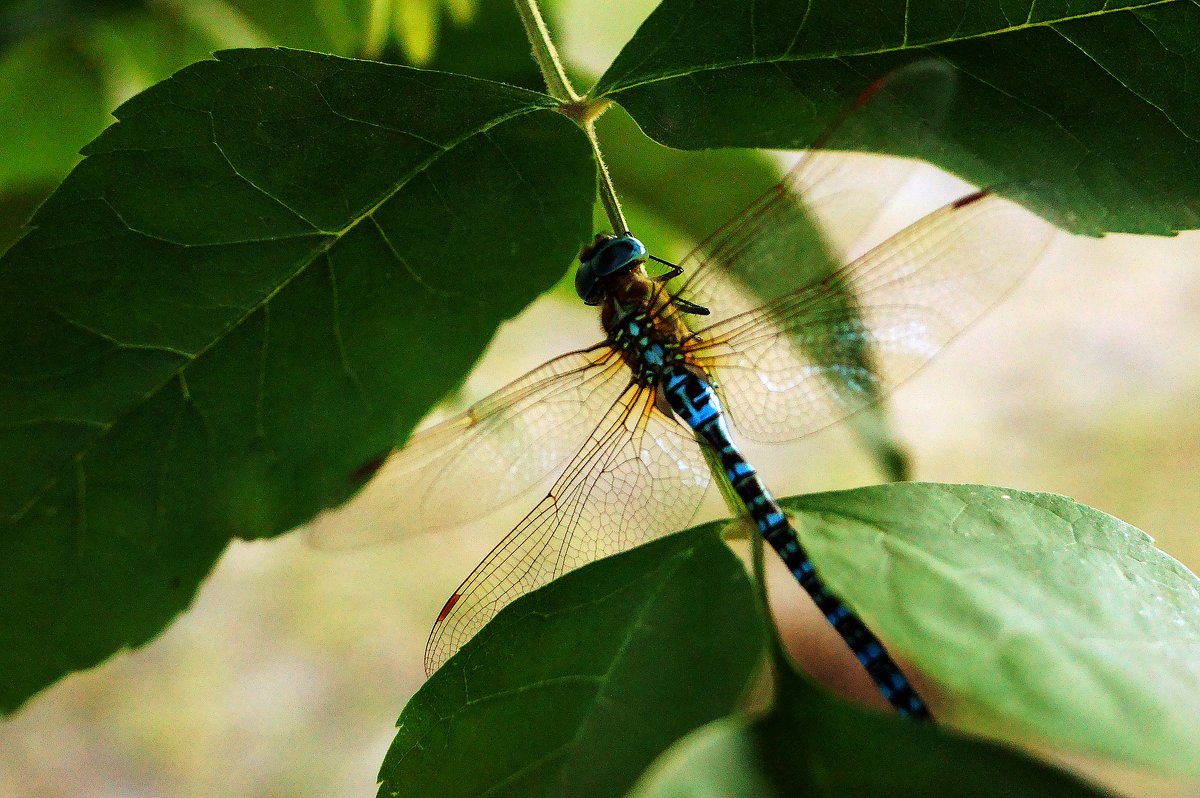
[513,0,578,102]
[513,0,628,233]
[587,123,630,234]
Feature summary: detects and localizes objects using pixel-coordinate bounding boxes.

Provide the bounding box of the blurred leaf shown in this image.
[0,48,595,712]
[0,32,109,188]
[593,0,1200,236]
[626,717,776,797]
[379,526,765,798]
[218,0,368,53]
[421,0,543,91]
[783,483,1200,776]
[595,104,781,258]
[631,661,1107,797]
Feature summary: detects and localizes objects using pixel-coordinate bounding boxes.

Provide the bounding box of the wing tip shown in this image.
[951,189,991,209]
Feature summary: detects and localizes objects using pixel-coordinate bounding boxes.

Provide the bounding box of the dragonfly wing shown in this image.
[306,343,629,548]
[677,156,922,327]
[424,382,710,673]
[675,60,958,327]
[689,188,1058,443]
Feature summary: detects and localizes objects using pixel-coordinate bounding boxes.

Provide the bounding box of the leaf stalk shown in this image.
[514,0,628,234]
[512,0,579,102]
[587,123,630,235]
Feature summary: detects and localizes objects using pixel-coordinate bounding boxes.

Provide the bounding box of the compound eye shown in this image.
[593,236,647,278]
[575,235,647,305]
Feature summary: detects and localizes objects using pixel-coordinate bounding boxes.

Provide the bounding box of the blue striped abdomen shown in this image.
[662,367,929,718]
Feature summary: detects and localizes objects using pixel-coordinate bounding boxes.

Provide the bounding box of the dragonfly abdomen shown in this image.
[662,368,930,719]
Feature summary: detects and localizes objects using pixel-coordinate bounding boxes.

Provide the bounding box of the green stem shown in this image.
[587,123,630,235]
[513,0,626,234]
[513,0,579,102]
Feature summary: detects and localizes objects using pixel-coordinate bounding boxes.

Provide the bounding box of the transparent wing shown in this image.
[687,188,1058,443]
[424,382,711,673]
[306,343,629,548]
[676,59,959,327]
[676,154,922,326]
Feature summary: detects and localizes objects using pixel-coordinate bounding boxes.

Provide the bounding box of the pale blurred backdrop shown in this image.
[2,1,1198,796]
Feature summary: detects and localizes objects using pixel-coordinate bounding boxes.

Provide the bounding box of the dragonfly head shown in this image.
[576,234,647,305]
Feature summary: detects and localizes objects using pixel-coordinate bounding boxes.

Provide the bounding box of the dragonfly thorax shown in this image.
[604,277,693,387]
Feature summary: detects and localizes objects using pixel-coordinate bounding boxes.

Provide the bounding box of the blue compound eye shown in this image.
[575,235,647,305]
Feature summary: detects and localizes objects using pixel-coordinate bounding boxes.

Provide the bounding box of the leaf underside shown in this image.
[596,0,1200,236]
[0,47,595,712]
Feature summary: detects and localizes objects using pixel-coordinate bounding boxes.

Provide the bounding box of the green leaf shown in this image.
[631,664,1108,797]
[593,0,1200,236]
[0,48,595,712]
[0,0,540,243]
[781,483,1200,776]
[0,183,54,255]
[379,526,765,798]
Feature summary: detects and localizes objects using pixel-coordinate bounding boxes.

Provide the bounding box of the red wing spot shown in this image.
[853,77,888,108]
[952,189,990,209]
[350,451,389,483]
[437,593,461,623]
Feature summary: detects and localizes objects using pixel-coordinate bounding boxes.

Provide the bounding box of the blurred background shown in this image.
[1,0,1197,796]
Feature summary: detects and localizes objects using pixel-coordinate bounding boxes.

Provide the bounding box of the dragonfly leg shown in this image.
[672,297,711,316]
[647,253,684,280]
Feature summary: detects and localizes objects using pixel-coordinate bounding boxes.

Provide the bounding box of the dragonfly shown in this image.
[310,63,1059,718]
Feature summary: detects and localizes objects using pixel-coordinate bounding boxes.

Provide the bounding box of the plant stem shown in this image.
[587,123,630,234]
[513,0,626,234]
[512,0,579,102]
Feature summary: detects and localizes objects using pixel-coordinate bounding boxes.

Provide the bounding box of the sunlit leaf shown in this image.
[783,483,1200,776]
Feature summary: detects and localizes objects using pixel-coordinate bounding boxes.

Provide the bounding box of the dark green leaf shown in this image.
[594,0,1200,236]
[631,663,1108,797]
[0,48,595,712]
[0,183,54,255]
[379,526,765,798]
[782,483,1200,776]
[757,664,1109,797]
[633,657,1108,792]
[0,0,540,244]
